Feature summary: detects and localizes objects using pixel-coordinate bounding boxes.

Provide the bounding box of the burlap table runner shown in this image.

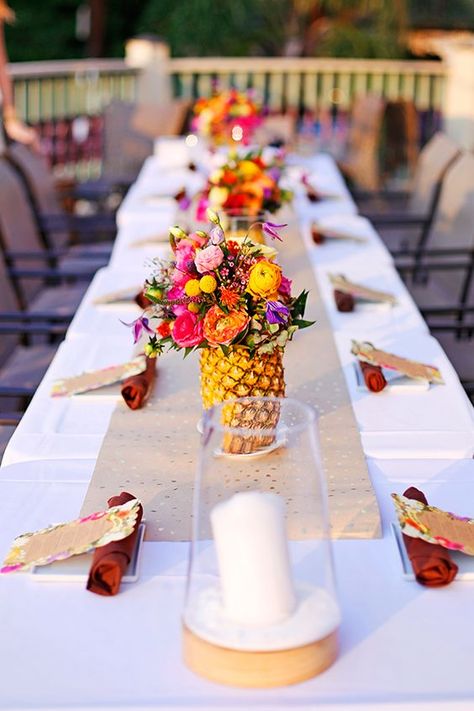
[81,213,381,540]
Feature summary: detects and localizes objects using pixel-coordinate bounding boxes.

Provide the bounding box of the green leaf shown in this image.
[293,318,315,330]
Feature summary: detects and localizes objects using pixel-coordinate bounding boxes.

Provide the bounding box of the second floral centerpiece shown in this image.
[138,210,313,416]
[196,150,292,226]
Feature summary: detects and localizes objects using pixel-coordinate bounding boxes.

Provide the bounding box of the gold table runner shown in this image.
[81,213,381,540]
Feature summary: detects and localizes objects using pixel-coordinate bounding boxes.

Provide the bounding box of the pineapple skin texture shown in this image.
[199,346,285,410]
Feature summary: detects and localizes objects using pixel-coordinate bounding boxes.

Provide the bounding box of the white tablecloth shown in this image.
[1,150,474,710]
[1,458,474,709]
[334,331,474,459]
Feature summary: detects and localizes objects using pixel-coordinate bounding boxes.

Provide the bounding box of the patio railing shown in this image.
[10,55,445,177]
[170,57,445,113]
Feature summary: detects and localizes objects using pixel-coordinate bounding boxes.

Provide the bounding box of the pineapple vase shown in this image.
[200,346,285,454]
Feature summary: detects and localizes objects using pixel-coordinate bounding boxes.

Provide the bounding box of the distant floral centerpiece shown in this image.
[196,150,293,222]
[191,88,263,145]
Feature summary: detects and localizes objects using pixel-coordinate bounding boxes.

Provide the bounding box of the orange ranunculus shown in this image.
[203,305,249,347]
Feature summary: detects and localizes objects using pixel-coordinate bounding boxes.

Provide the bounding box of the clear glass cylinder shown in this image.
[221,208,266,244]
[183,396,340,687]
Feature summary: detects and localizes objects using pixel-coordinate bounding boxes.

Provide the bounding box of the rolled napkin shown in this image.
[121,356,157,410]
[306,187,321,203]
[87,492,144,596]
[359,360,387,393]
[311,226,325,245]
[402,487,458,587]
[134,290,152,310]
[334,289,355,312]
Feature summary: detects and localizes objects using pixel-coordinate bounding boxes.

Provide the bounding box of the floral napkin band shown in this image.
[351,340,444,384]
[51,355,147,397]
[392,493,474,556]
[329,274,397,305]
[1,498,141,573]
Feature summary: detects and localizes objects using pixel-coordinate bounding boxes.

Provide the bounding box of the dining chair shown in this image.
[339,94,386,192]
[53,98,191,209]
[6,144,115,266]
[360,132,461,252]
[0,159,99,312]
[0,249,67,416]
[393,153,474,361]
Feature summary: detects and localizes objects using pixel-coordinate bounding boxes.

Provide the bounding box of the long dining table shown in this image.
[1,144,474,710]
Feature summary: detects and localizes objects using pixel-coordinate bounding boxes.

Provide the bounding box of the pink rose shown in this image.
[195,245,224,274]
[167,285,187,316]
[171,311,204,348]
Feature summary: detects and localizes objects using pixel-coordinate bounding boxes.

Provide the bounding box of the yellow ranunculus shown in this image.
[247,260,282,299]
[208,186,229,207]
[238,160,261,180]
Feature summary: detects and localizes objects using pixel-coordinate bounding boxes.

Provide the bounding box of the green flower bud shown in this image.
[206,208,220,225]
[169,225,187,239]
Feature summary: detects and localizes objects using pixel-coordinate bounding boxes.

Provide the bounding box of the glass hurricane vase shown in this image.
[183,396,340,687]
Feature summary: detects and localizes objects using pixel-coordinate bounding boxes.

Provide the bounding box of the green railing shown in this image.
[169,57,446,113]
[8,56,445,176]
[10,59,138,123]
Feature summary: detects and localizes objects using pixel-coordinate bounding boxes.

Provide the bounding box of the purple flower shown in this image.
[121,315,154,344]
[178,195,192,211]
[266,300,290,325]
[268,167,281,182]
[210,225,225,245]
[262,221,287,241]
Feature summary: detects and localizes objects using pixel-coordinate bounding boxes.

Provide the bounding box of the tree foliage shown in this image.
[4,0,473,63]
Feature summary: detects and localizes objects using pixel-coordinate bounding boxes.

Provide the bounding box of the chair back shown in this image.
[383,100,419,180]
[7,142,70,249]
[428,153,474,300]
[0,250,21,367]
[102,99,191,180]
[409,132,461,216]
[0,158,45,302]
[342,94,386,191]
[131,99,191,138]
[254,114,296,146]
[101,100,154,181]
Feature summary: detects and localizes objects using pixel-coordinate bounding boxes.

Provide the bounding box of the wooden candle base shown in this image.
[183,624,339,688]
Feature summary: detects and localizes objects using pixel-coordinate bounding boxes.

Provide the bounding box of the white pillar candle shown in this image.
[210,492,296,627]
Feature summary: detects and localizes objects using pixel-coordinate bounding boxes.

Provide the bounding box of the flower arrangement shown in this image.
[134,211,313,359]
[196,150,292,221]
[191,88,262,144]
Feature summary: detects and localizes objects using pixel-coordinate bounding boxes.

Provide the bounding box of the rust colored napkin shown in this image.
[311,226,325,245]
[121,356,157,410]
[402,487,458,587]
[359,360,387,393]
[306,187,322,203]
[334,289,355,312]
[134,290,152,309]
[87,492,144,596]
